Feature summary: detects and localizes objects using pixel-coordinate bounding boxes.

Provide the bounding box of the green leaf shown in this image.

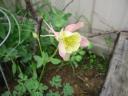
[41,52,49,65]
[4,48,18,61]
[75,55,82,62]
[50,75,62,88]
[88,42,93,49]
[34,52,49,68]
[63,83,74,96]
[63,13,72,20]
[31,63,37,79]
[50,58,61,65]
[25,79,39,91]
[1,91,10,96]
[14,83,26,96]
[34,55,43,68]
[79,50,85,55]
[0,23,6,39]
[46,91,60,96]
[12,62,17,75]
[31,91,43,96]
[18,73,28,81]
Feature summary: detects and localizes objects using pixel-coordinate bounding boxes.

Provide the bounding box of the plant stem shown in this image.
[50,48,58,58]
[40,35,55,37]
[39,65,45,82]
[56,63,67,72]
[70,63,75,75]
[37,38,43,55]
[37,37,46,82]
[0,64,12,96]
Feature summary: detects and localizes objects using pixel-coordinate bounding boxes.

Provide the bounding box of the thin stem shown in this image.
[0,64,12,96]
[37,37,45,82]
[37,38,43,55]
[70,63,75,75]
[56,63,67,72]
[0,8,11,47]
[0,7,21,45]
[43,19,55,33]
[50,48,58,58]
[39,64,45,82]
[40,35,55,37]
[63,0,74,11]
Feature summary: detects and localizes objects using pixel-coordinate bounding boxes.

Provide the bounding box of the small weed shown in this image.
[84,50,108,73]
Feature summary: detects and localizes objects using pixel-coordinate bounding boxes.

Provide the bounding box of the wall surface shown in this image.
[51,0,128,31]
[50,0,128,56]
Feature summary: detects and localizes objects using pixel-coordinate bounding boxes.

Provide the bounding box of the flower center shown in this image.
[62,32,81,53]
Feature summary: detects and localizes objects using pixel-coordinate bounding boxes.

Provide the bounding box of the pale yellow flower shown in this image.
[50,22,90,60]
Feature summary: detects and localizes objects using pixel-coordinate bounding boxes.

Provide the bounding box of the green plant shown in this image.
[69,48,85,68]
[0,1,107,96]
[46,91,60,96]
[48,75,74,96]
[84,50,108,73]
[0,1,72,94]
[50,75,62,88]
[63,83,74,96]
[2,73,48,96]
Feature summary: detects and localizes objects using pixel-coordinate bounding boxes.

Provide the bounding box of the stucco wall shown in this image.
[50,0,128,57]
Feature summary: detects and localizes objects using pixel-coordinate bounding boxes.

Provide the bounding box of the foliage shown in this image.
[2,75,74,96]
[2,74,48,96]
[84,50,108,73]
[48,75,74,96]
[63,83,74,96]
[34,52,49,68]
[0,0,72,95]
[50,75,62,88]
[69,48,86,68]
[0,0,107,95]
[46,91,60,96]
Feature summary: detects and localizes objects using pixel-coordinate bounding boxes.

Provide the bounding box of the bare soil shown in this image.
[44,64,106,96]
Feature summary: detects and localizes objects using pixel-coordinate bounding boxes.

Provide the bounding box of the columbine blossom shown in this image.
[49,22,90,61]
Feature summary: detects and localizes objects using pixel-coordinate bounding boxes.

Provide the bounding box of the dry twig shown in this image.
[24,0,43,52]
[63,0,74,11]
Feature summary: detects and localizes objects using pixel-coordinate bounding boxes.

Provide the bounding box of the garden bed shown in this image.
[1,32,128,96]
[0,49,108,96]
[0,0,111,95]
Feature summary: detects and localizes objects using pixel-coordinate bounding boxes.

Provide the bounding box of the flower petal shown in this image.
[80,36,90,47]
[58,42,70,61]
[54,32,59,40]
[48,26,59,40]
[58,29,72,40]
[63,32,81,53]
[65,22,84,32]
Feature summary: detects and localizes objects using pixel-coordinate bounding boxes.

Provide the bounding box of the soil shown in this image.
[0,62,106,96]
[44,64,106,96]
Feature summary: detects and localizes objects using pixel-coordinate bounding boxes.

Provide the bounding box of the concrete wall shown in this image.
[51,0,128,57]
[51,0,128,31]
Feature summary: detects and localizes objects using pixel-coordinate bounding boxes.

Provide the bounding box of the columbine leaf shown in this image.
[34,52,49,68]
[46,91,60,96]
[41,52,49,65]
[12,62,17,75]
[63,83,74,96]
[34,55,43,68]
[50,58,61,65]
[88,42,93,49]
[75,55,82,62]
[50,75,62,88]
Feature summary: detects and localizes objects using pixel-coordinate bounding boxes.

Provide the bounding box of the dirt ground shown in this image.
[0,63,106,96]
[44,64,106,96]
